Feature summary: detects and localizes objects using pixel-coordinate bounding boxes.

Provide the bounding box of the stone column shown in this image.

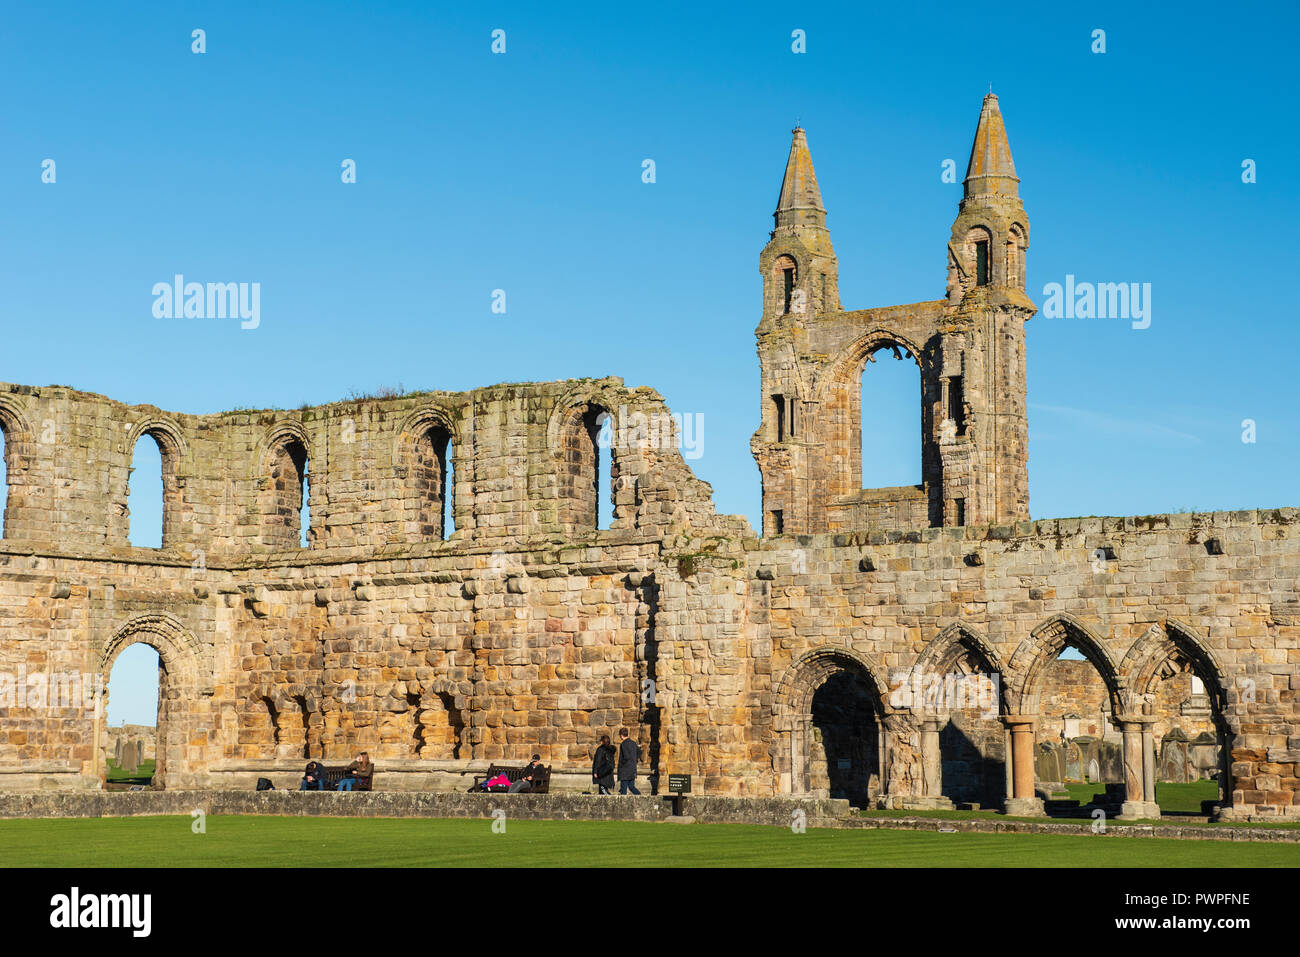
[1001,715,1044,816]
[919,717,949,807]
[1117,714,1160,820]
[1142,727,1157,804]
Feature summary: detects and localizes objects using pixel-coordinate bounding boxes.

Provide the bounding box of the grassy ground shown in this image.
[105,759,155,787]
[1,815,1297,867]
[1061,780,1217,813]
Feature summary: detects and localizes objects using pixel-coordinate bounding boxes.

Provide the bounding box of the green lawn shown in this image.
[105,759,155,786]
[1,815,1296,867]
[1062,780,1218,814]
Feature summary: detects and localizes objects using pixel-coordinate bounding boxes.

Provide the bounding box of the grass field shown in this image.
[105,759,155,787]
[1,815,1297,867]
[1062,780,1217,813]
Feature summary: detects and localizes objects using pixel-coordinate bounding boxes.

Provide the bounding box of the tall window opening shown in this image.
[947,376,967,436]
[559,404,613,531]
[975,240,989,285]
[771,394,787,442]
[860,345,922,489]
[127,434,165,548]
[415,425,454,539]
[596,411,613,530]
[783,268,795,313]
[267,437,310,547]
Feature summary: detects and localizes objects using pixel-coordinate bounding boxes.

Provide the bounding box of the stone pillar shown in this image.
[1001,715,1044,816]
[922,717,955,810]
[1117,715,1160,820]
[920,718,943,798]
[1142,727,1157,804]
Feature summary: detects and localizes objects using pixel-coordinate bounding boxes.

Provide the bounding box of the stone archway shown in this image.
[773,647,890,804]
[913,623,1007,807]
[1004,614,1123,816]
[100,614,205,791]
[1120,620,1234,817]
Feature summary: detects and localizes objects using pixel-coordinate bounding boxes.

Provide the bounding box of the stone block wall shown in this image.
[1,376,1298,820]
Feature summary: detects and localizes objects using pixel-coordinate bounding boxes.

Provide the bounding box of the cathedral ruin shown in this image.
[1,94,1297,820]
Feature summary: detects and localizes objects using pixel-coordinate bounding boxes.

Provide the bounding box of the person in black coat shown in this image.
[617,727,641,795]
[592,735,616,795]
[299,760,325,791]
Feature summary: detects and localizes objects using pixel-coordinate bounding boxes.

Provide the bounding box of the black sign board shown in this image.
[668,773,692,794]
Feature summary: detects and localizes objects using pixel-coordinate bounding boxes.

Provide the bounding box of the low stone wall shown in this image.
[843,815,1300,844]
[0,790,852,828]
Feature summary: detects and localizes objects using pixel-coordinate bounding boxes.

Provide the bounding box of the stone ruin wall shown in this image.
[1,380,1298,818]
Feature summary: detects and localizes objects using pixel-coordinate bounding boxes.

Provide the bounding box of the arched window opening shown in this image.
[300,461,311,547]
[414,425,454,539]
[773,254,798,315]
[104,643,162,790]
[267,437,309,548]
[860,345,922,489]
[965,227,993,288]
[127,434,165,549]
[596,410,614,530]
[1007,225,1026,288]
[559,404,613,531]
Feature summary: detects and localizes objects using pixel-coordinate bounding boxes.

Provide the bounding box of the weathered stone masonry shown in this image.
[1,94,1297,819]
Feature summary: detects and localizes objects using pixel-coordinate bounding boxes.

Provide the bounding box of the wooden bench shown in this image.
[471,763,552,794]
[316,765,375,791]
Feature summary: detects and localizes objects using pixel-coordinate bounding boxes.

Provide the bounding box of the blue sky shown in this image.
[2,2,1296,723]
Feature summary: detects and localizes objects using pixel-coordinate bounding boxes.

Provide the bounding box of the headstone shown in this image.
[1159,727,1190,783]
[1035,741,1065,785]
[1188,732,1219,780]
[122,738,139,774]
[1064,740,1083,781]
[113,735,123,766]
[1098,741,1122,782]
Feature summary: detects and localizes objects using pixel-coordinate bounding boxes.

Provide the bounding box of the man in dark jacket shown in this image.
[592,735,616,794]
[617,727,641,795]
[300,760,325,791]
[509,755,546,792]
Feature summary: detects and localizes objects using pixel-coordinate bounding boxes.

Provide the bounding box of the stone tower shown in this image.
[752,94,1035,536]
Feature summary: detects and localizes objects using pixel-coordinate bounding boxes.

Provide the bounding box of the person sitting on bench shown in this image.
[508,755,545,792]
[300,760,326,791]
[336,752,373,791]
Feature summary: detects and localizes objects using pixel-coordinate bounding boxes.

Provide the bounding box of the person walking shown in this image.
[617,727,641,795]
[592,734,616,795]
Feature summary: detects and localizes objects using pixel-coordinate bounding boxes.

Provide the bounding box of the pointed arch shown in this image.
[915,622,1005,679]
[1121,619,1230,718]
[1007,613,1121,715]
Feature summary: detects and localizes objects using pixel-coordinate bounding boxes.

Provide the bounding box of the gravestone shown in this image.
[1159,727,1190,783]
[1098,741,1122,783]
[1035,741,1064,785]
[1189,732,1219,781]
[122,738,139,774]
[1064,740,1083,782]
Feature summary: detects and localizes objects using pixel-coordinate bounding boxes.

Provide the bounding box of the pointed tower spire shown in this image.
[963,93,1019,200]
[947,93,1030,303]
[775,127,826,230]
